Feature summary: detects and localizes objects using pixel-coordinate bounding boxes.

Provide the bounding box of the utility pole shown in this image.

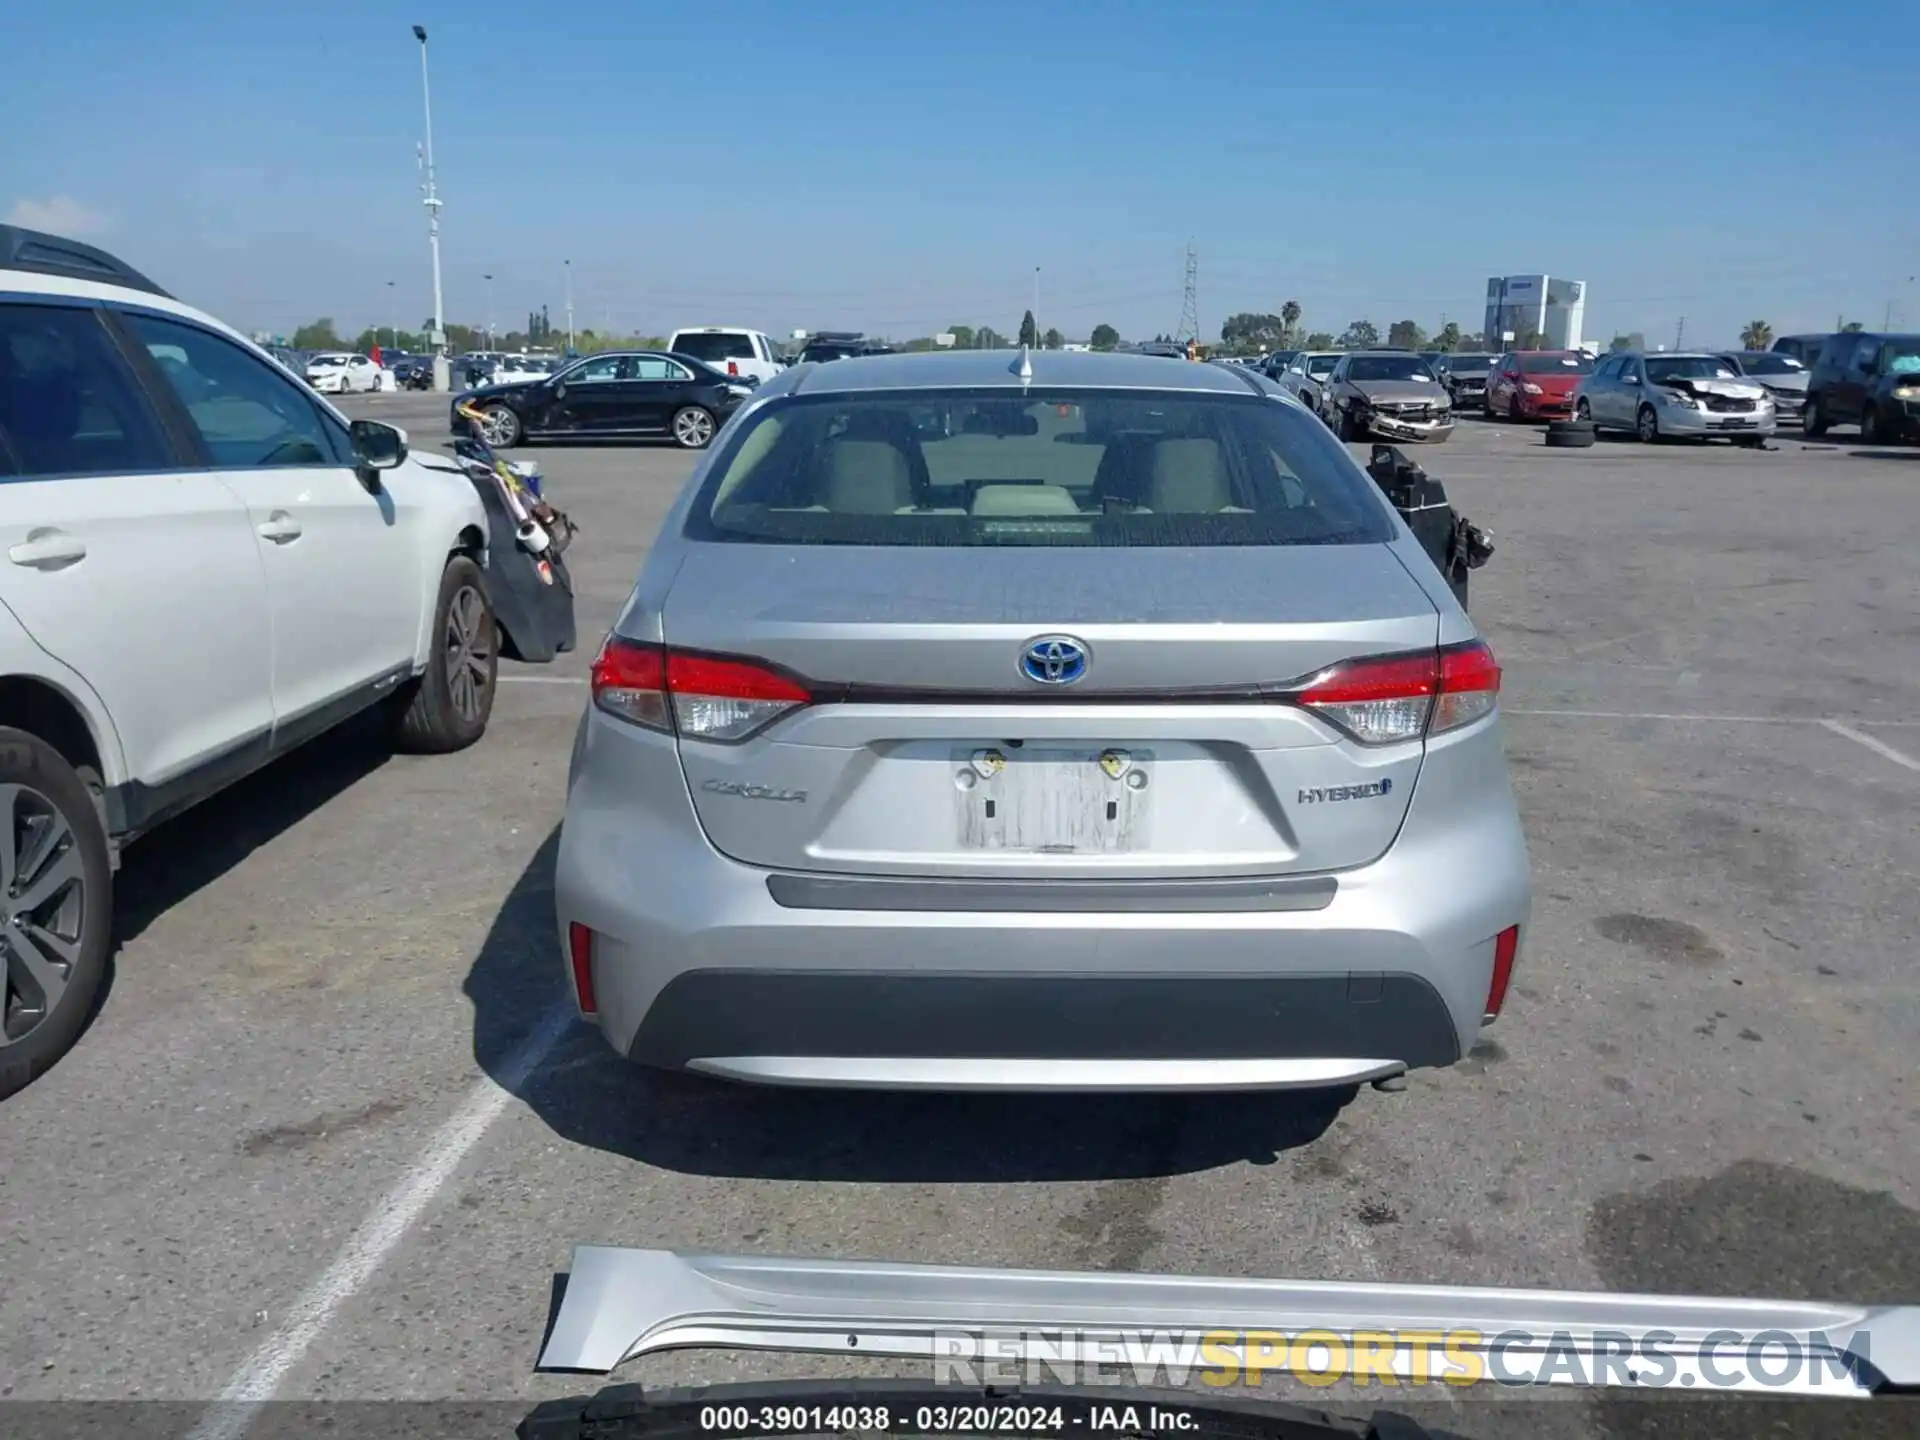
[564,259,575,350]
[1032,266,1040,346]
[1176,241,1199,345]
[413,24,448,391]
[1884,297,1895,329]
[1673,316,1686,352]
[386,280,396,347]
[482,273,494,347]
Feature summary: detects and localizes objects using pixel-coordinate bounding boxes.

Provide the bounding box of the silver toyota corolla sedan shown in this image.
[555,349,1531,1094]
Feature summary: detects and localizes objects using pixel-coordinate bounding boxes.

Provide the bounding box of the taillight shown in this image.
[567,922,598,1015]
[727,360,739,376]
[1293,640,1500,745]
[590,636,812,742]
[1485,924,1520,1022]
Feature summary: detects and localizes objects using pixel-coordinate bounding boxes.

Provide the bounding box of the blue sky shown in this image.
[4,0,1915,347]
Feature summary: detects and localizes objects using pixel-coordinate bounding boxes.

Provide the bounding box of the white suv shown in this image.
[665,327,782,385]
[0,225,499,1098]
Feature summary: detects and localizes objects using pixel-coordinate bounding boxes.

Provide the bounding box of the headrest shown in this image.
[824,439,914,513]
[1150,438,1233,512]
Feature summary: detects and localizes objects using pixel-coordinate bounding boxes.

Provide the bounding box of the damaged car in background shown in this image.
[1320,350,1455,443]
[1572,351,1775,446]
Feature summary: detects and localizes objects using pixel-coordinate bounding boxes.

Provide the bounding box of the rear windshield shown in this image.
[1518,353,1593,375]
[674,332,757,363]
[1304,354,1339,376]
[1344,355,1436,382]
[685,389,1396,548]
[1733,354,1803,375]
[1444,355,1492,373]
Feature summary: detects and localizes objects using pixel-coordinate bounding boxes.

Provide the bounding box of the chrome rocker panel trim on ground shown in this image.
[536,1247,1920,1396]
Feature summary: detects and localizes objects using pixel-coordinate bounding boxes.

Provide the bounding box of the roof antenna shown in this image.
[1012,344,1033,382]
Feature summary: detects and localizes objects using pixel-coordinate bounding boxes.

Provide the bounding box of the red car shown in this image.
[1486,350,1594,421]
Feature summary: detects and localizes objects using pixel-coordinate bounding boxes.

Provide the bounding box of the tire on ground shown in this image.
[391,556,499,754]
[0,726,114,1101]
[1545,421,1596,448]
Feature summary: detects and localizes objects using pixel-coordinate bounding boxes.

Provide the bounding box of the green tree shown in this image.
[947,324,975,349]
[1090,323,1120,351]
[1609,335,1634,351]
[1220,312,1285,352]
[1018,309,1038,347]
[1433,321,1462,353]
[291,319,344,350]
[1337,319,1380,349]
[1386,319,1426,350]
[1304,331,1335,349]
[1738,320,1773,350]
[977,326,1008,349]
[1841,319,1864,332]
[1280,299,1302,346]
[1042,327,1064,349]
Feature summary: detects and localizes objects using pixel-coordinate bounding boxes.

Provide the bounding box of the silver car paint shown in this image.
[536,1245,1920,1396]
[556,350,1530,1091]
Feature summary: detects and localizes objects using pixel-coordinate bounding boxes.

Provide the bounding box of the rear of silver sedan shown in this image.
[556,355,1531,1093]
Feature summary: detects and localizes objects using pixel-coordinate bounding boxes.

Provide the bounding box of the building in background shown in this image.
[1484,275,1586,351]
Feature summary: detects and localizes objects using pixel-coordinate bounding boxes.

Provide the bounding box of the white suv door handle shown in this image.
[8,528,87,568]
[257,512,302,543]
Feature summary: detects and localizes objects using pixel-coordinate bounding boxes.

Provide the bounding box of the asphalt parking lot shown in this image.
[3,393,1916,1440]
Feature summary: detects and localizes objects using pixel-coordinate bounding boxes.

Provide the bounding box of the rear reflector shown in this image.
[1295,640,1500,745]
[567,922,598,1015]
[590,637,811,742]
[1484,924,1519,1022]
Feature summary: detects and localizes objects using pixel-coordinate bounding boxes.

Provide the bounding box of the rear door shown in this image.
[658,389,1445,882]
[0,299,275,784]
[547,354,628,432]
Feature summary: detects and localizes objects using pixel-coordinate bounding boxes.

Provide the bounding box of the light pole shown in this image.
[386,280,396,348]
[483,272,494,348]
[564,259,575,351]
[1032,266,1040,346]
[413,24,449,391]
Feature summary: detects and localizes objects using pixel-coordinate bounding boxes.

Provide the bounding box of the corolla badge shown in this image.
[700,778,807,803]
[1020,635,1089,685]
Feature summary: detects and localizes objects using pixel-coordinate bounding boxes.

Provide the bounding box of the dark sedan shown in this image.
[450,350,753,449]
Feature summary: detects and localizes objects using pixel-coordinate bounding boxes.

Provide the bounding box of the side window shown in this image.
[119,311,342,469]
[563,355,622,384]
[0,302,178,478]
[632,356,679,381]
[1852,338,1880,372]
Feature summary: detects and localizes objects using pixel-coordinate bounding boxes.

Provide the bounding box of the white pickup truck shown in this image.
[665,327,782,385]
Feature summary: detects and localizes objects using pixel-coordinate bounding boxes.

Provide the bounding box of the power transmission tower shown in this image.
[1673,316,1686,351]
[1175,242,1199,344]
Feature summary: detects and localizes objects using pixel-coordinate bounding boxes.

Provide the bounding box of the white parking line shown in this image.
[185,1005,575,1440]
[1819,718,1920,774]
[1505,707,1801,724]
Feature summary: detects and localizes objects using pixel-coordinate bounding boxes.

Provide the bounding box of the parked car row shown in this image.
[451,348,758,449]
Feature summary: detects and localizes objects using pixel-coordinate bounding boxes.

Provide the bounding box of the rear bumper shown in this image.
[555,712,1532,1092]
[1515,396,1574,420]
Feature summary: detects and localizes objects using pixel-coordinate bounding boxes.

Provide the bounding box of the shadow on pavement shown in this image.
[112,710,393,944]
[466,828,1350,1184]
[1849,449,1920,461]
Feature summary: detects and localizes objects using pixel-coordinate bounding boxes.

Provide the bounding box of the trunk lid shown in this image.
[662,543,1441,880]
